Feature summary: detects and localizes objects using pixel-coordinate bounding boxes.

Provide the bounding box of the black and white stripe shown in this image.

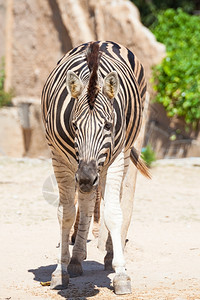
[41,41,147,168]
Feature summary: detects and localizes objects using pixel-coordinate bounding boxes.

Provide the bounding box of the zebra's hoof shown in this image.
[113,273,132,295]
[67,258,83,277]
[50,270,69,290]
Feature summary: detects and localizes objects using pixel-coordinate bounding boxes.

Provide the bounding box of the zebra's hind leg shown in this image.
[103,151,131,295]
[92,186,101,238]
[71,208,79,245]
[67,191,96,277]
[71,187,101,244]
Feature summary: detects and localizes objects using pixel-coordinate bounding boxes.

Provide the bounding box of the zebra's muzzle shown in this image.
[76,160,99,193]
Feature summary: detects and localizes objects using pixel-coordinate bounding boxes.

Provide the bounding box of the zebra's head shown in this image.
[66,69,119,193]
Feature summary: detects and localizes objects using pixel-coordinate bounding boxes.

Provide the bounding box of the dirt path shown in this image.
[0,157,200,300]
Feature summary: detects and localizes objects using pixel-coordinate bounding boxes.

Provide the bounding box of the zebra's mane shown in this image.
[86,42,101,109]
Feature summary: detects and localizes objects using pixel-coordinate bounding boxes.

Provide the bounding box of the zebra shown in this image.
[41,41,150,294]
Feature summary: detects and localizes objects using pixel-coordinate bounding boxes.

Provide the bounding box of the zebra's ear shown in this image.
[103,71,119,101]
[66,70,83,98]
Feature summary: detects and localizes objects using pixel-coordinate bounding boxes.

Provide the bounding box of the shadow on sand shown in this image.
[28,260,113,299]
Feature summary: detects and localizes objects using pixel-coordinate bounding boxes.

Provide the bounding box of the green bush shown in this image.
[151,9,200,127]
[132,0,195,27]
[0,58,12,108]
[141,145,156,167]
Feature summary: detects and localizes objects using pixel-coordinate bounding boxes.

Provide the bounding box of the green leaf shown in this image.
[151,9,200,128]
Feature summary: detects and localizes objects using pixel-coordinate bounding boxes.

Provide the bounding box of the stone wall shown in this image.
[0,107,24,157]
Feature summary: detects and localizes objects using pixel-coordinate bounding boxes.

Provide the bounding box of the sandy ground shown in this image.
[0,157,200,300]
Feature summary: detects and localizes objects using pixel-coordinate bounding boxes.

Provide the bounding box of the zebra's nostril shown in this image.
[75,173,79,182]
[93,176,98,186]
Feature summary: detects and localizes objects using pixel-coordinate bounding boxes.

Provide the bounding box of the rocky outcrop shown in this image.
[3,0,165,96]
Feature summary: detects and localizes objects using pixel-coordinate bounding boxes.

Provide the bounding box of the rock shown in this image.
[0,107,24,157]
[1,0,165,96]
[0,103,50,158]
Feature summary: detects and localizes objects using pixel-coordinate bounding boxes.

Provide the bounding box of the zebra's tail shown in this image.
[130,146,152,179]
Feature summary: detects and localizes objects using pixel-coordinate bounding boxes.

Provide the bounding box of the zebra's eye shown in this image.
[72,122,78,131]
[104,122,112,131]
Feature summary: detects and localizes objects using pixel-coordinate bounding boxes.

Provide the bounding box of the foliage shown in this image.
[141,144,156,167]
[132,0,195,27]
[0,58,12,108]
[151,9,200,127]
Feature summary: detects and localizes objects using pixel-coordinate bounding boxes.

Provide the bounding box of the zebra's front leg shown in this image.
[51,199,76,289]
[50,158,76,290]
[103,151,131,295]
[67,191,96,277]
